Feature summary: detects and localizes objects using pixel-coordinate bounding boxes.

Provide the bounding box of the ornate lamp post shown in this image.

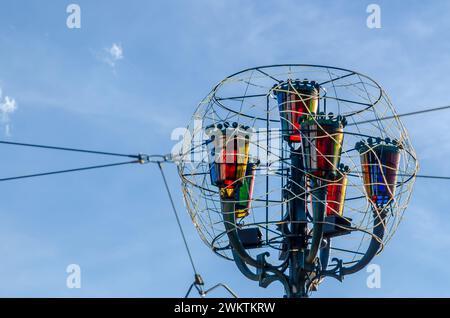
[178,65,418,298]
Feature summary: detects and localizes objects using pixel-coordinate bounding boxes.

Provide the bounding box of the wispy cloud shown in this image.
[101,43,124,69]
[0,88,17,136]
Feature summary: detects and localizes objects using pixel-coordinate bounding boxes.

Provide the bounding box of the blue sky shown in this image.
[0,0,449,297]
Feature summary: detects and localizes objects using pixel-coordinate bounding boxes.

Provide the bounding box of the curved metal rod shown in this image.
[340,209,386,276]
[279,210,292,236]
[259,272,292,297]
[257,253,292,297]
[305,180,327,264]
[222,201,287,272]
[231,248,260,281]
[222,201,292,296]
[222,201,265,269]
[210,64,384,121]
[319,238,331,271]
[204,283,239,298]
[320,257,344,282]
[304,240,331,293]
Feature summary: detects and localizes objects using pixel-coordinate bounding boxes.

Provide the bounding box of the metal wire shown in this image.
[0,140,139,159]
[156,162,238,298]
[185,282,238,298]
[349,105,450,126]
[415,174,450,180]
[157,162,199,276]
[0,160,139,182]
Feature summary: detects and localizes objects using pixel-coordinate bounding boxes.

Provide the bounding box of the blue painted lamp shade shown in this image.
[356,140,401,208]
[274,80,319,142]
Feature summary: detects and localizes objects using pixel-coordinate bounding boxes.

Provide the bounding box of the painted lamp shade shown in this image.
[356,139,401,208]
[326,171,348,217]
[207,122,252,201]
[274,79,319,142]
[300,115,345,179]
[234,162,257,218]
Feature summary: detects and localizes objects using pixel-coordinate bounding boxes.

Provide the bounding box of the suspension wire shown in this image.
[0,140,139,159]
[156,161,238,298]
[0,103,446,164]
[157,162,199,275]
[415,174,450,180]
[2,137,449,181]
[349,105,450,126]
[185,282,239,298]
[203,283,239,298]
[0,160,139,182]
[348,172,450,181]
[0,103,447,159]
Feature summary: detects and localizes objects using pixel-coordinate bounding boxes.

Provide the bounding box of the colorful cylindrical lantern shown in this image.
[325,167,349,216]
[300,114,345,179]
[208,123,251,190]
[356,138,401,207]
[207,123,254,218]
[274,79,319,142]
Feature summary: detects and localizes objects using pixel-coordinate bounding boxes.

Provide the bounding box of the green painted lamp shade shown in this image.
[234,162,257,218]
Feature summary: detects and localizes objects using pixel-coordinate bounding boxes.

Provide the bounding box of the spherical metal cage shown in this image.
[177,65,418,272]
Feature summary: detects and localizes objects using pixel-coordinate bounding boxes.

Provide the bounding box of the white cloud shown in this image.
[102,43,124,68]
[0,88,17,136]
[109,43,123,61]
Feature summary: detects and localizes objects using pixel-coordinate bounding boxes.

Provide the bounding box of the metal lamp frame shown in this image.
[178,64,418,298]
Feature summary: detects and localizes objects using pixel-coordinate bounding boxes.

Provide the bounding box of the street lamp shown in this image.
[179,65,418,298]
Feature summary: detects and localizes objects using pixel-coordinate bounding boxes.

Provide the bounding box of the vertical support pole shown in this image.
[265,95,270,245]
[306,177,327,264]
[288,150,308,297]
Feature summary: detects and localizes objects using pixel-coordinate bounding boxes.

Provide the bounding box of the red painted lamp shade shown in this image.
[356,138,401,208]
[208,123,254,218]
[300,115,346,179]
[326,173,348,216]
[274,79,319,142]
